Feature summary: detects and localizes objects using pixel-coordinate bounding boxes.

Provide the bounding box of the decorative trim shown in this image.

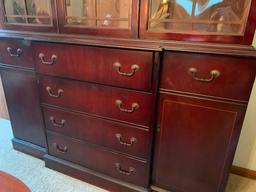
[231,165,256,180]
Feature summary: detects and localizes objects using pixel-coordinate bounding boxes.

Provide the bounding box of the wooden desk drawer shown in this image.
[43,107,150,159]
[47,132,148,187]
[0,39,34,68]
[39,76,154,127]
[161,52,256,101]
[33,43,154,91]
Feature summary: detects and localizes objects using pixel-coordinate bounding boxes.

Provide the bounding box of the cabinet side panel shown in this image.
[1,69,46,147]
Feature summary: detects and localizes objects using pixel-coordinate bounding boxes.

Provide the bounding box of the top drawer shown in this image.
[0,39,34,68]
[33,43,154,91]
[160,52,256,101]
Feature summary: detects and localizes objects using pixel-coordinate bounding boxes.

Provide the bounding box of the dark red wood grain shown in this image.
[33,42,154,91]
[43,107,150,159]
[0,39,34,68]
[152,93,247,192]
[160,52,256,102]
[47,131,148,187]
[1,69,46,147]
[39,75,154,127]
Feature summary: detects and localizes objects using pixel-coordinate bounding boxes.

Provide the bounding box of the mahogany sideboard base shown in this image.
[12,138,47,159]
[44,154,149,192]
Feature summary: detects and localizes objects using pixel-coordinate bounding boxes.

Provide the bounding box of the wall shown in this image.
[233,34,256,171]
[0,76,9,119]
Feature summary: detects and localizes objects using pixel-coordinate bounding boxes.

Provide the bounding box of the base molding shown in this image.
[231,165,256,180]
[44,154,149,192]
[12,138,46,159]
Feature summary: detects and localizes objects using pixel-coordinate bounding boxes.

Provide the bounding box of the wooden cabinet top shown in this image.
[0,0,256,48]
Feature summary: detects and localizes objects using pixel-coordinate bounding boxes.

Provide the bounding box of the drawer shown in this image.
[39,76,154,127]
[33,43,154,91]
[161,52,256,101]
[0,39,34,68]
[47,132,148,187]
[43,107,150,159]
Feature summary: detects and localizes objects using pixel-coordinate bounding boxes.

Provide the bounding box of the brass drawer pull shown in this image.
[113,62,140,77]
[115,163,135,176]
[115,133,137,147]
[115,100,139,113]
[188,67,220,83]
[46,86,63,98]
[53,143,68,154]
[39,53,57,65]
[6,47,22,57]
[50,116,66,128]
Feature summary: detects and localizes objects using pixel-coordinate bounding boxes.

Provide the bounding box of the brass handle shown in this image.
[115,133,137,147]
[113,62,140,77]
[50,116,66,128]
[6,47,22,57]
[53,143,68,154]
[188,67,220,83]
[46,86,63,98]
[115,100,139,113]
[39,53,57,65]
[115,163,135,176]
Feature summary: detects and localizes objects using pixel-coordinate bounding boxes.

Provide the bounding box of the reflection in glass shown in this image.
[149,0,251,35]
[65,0,130,29]
[3,0,52,25]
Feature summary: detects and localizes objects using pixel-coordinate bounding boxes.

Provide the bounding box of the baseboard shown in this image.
[231,165,256,180]
[44,154,149,192]
[12,138,47,159]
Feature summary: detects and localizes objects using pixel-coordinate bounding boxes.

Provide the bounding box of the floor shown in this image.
[0,119,256,192]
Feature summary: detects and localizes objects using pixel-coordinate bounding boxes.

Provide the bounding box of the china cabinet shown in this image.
[0,0,256,192]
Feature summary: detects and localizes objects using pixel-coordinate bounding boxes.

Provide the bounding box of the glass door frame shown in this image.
[139,0,256,44]
[0,0,57,32]
[56,0,139,38]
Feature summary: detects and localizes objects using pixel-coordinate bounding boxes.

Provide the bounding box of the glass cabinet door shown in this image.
[57,0,138,37]
[140,0,256,44]
[0,0,56,32]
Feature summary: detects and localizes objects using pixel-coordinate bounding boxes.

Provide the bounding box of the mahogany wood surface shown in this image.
[0,39,34,68]
[0,1,255,191]
[33,42,154,91]
[0,69,46,147]
[0,171,31,192]
[39,75,154,128]
[47,131,149,187]
[160,51,256,102]
[43,106,150,160]
[44,155,148,192]
[152,93,247,192]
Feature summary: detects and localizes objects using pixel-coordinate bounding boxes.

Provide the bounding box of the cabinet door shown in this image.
[56,0,139,37]
[0,0,57,32]
[1,69,46,147]
[152,93,246,192]
[140,0,256,44]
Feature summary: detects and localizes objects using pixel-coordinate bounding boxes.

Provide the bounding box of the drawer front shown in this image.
[0,39,34,68]
[33,43,154,91]
[47,132,148,187]
[161,52,256,101]
[39,76,154,127]
[43,107,150,159]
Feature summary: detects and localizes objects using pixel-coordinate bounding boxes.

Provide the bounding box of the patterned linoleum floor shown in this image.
[0,118,255,192]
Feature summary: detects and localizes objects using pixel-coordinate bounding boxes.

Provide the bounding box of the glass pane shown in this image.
[148,0,251,35]
[65,0,131,29]
[3,0,52,25]
[4,0,27,23]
